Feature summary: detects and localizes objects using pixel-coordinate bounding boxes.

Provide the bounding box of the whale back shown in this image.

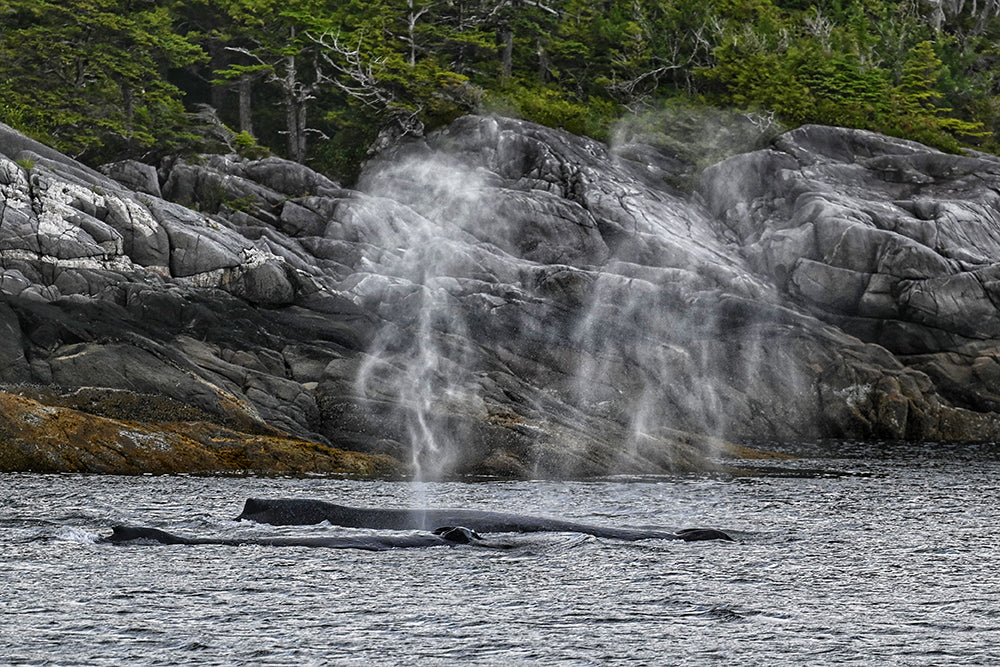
[237,498,360,526]
[102,525,192,544]
[99,525,477,550]
[673,528,735,542]
[233,497,733,541]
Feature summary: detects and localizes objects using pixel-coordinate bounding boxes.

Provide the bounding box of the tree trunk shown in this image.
[537,41,549,82]
[285,94,301,161]
[281,26,309,163]
[295,102,307,162]
[500,28,513,82]
[122,83,134,130]
[238,75,254,136]
[407,0,418,66]
[284,48,302,161]
[209,45,227,111]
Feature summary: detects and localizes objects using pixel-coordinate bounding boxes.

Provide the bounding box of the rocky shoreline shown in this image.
[3,116,1000,477]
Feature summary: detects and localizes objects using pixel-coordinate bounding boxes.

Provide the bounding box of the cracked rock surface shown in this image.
[2,117,1000,477]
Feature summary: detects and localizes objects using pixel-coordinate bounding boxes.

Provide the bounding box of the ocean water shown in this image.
[2,441,999,665]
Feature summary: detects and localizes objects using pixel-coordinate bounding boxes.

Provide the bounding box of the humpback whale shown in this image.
[235,498,734,542]
[99,525,488,551]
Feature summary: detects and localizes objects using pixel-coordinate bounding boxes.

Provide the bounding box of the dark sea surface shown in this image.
[3,441,999,665]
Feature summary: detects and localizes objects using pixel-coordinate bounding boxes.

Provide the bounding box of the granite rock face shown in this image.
[700,124,1000,416]
[2,117,999,477]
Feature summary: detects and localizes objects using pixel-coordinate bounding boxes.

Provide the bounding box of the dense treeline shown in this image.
[1,0,998,180]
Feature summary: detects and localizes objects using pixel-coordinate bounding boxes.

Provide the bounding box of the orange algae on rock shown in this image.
[0,391,399,476]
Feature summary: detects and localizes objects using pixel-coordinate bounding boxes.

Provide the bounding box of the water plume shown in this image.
[344,112,804,479]
[352,154,491,482]
[610,102,784,179]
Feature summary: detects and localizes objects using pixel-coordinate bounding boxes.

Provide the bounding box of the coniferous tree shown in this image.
[2,0,999,172]
[0,0,204,161]
[890,39,987,146]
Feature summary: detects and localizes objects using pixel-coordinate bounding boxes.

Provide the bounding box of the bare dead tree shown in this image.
[226,29,325,163]
[804,9,834,53]
[744,109,776,133]
[608,12,719,108]
[308,32,396,111]
[309,30,425,141]
[402,0,433,66]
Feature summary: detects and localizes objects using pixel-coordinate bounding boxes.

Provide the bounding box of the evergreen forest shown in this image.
[2,0,999,181]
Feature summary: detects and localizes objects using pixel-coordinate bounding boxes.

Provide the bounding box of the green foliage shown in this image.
[3,0,1000,176]
[0,0,205,161]
[310,112,381,184]
[485,83,620,140]
[697,3,991,153]
[888,40,988,146]
[233,131,269,159]
[221,194,259,213]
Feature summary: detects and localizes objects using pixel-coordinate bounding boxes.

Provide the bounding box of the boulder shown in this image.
[698,123,1000,408]
[100,159,162,197]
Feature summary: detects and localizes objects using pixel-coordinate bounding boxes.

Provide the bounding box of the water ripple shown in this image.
[2,448,1000,665]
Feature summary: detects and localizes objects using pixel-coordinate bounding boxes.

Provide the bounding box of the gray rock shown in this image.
[0,301,31,382]
[100,160,162,197]
[243,156,341,197]
[3,115,1000,477]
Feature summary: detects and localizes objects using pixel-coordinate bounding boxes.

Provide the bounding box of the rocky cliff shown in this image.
[2,116,998,477]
